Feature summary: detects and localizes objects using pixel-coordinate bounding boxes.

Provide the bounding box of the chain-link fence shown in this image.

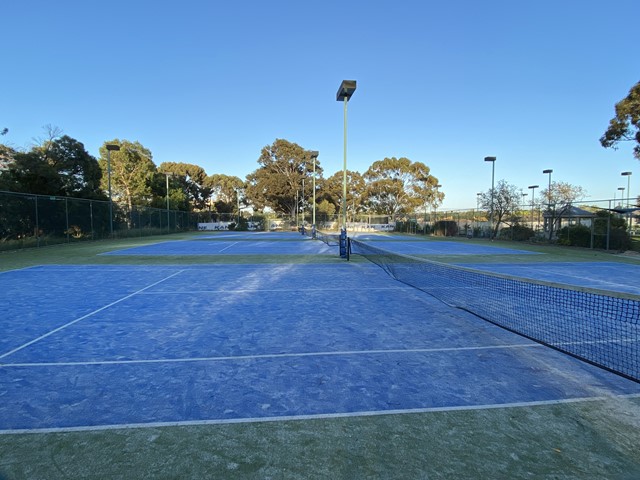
[2,189,636,252]
[0,190,216,251]
[394,198,637,250]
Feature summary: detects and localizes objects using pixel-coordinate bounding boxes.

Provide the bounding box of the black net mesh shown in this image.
[350,238,640,383]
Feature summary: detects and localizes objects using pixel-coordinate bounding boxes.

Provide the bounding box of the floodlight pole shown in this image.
[618,187,625,207]
[528,185,539,229]
[622,171,632,231]
[337,80,356,231]
[106,144,120,237]
[543,169,553,240]
[336,80,356,258]
[310,151,319,237]
[476,192,482,232]
[621,171,632,208]
[434,184,442,225]
[165,173,171,232]
[484,157,496,238]
[236,188,241,226]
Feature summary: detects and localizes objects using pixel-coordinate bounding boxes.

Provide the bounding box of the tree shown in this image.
[600,80,640,160]
[478,180,521,238]
[2,150,62,195]
[159,162,211,211]
[0,135,103,199]
[323,170,365,221]
[362,157,439,217]
[245,139,322,217]
[540,181,586,240]
[205,173,244,214]
[0,144,17,184]
[46,136,104,199]
[98,140,156,214]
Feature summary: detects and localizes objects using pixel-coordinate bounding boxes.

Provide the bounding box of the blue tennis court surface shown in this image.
[351,234,538,255]
[1,263,639,433]
[103,236,334,255]
[455,262,640,295]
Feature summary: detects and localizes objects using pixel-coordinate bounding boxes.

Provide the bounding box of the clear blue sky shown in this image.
[2,0,638,209]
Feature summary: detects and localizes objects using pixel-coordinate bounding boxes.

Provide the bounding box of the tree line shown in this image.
[0,131,443,221]
[1,79,637,227]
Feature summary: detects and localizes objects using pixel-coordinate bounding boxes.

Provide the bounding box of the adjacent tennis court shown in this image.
[1,231,640,478]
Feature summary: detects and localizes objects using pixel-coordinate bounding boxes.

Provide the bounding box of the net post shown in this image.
[339,228,347,258]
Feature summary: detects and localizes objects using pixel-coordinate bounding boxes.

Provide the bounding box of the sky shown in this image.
[2,0,638,210]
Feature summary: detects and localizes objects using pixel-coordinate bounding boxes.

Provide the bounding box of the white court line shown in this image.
[138,286,405,294]
[0,270,186,361]
[217,241,239,253]
[2,393,639,435]
[1,343,541,367]
[0,265,41,275]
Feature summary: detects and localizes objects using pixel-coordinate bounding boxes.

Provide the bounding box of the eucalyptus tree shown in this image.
[362,157,439,218]
[158,162,211,211]
[98,140,156,213]
[205,173,244,214]
[245,139,322,217]
[601,80,640,160]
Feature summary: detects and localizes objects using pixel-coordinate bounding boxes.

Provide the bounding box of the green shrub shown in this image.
[433,220,458,237]
[498,224,535,241]
[557,224,591,247]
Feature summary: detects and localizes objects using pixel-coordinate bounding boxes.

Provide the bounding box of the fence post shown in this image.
[65,197,70,243]
[34,195,40,247]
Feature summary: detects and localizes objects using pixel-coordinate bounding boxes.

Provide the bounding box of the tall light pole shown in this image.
[105,144,120,237]
[434,184,442,225]
[310,151,319,236]
[617,187,625,207]
[476,192,482,232]
[543,169,553,239]
[621,172,632,207]
[165,172,171,232]
[236,188,241,226]
[622,171,632,232]
[528,185,539,229]
[301,177,305,231]
[336,80,356,232]
[484,157,496,238]
[521,192,528,219]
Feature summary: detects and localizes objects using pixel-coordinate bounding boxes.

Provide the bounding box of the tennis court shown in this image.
[454,262,640,295]
[101,231,333,256]
[1,232,640,478]
[352,233,540,256]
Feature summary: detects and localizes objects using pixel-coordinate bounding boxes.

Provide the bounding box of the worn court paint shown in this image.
[1,263,639,432]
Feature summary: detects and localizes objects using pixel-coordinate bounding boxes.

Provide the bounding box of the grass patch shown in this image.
[2,399,640,479]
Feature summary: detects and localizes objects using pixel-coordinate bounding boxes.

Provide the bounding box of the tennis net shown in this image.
[305,229,340,246]
[350,238,640,383]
